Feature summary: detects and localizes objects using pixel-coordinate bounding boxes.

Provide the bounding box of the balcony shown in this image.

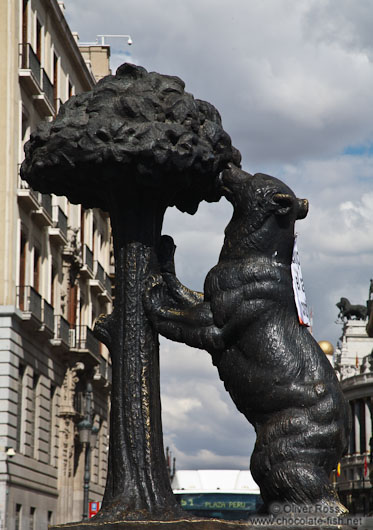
[18,43,42,95]
[18,44,54,117]
[17,172,40,212]
[32,193,53,227]
[49,206,68,246]
[105,273,112,295]
[16,285,42,328]
[70,325,101,364]
[40,299,54,338]
[80,245,94,279]
[93,357,112,389]
[33,69,55,116]
[50,315,70,350]
[89,261,112,301]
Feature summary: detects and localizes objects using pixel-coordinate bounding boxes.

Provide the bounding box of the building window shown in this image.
[51,265,57,307]
[99,420,108,487]
[359,399,366,453]
[92,221,97,258]
[19,232,27,310]
[80,207,85,245]
[48,511,53,525]
[53,53,59,106]
[350,401,356,454]
[15,504,22,530]
[92,416,100,485]
[16,364,25,452]
[49,385,58,467]
[68,283,78,328]
[36,19,42,62]
[30,507,36,530]
[33,247,41,292]
[29,373,39,458]
[22,0,28,45]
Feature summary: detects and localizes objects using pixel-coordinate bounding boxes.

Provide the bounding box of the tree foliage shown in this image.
[21,63,238,213]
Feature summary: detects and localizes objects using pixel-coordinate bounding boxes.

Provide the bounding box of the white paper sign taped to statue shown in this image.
[291,237,311,326]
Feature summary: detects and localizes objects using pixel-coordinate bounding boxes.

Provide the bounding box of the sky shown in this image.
[64,0,373,472]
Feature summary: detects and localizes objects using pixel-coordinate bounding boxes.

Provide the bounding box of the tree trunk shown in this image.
[94,190,183,521]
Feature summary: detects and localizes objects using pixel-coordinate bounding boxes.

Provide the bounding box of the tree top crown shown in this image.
[21,63,239,212]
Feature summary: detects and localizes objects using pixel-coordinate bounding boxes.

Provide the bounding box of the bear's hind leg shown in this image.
[252,457,347,515]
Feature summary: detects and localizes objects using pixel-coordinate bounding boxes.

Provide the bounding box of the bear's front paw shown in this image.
[143,274,169,320]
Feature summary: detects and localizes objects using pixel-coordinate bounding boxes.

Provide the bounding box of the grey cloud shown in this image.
[303,0,373,59]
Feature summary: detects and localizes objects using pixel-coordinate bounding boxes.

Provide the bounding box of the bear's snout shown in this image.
[297,198,309,220]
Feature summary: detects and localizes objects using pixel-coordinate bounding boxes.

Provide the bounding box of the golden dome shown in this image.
[318,340,334,356]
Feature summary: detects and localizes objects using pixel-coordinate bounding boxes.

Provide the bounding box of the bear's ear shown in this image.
[272,193,294,215]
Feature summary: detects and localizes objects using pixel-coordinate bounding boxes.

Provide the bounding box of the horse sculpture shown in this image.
[336,297,367,321]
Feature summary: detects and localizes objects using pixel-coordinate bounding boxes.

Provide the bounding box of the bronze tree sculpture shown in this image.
[21,63,236,522]
[146,165,351,514]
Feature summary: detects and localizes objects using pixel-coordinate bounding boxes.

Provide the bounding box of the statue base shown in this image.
[49,517,357,530]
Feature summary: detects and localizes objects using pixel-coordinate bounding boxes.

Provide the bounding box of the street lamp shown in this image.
[78,382,99,520]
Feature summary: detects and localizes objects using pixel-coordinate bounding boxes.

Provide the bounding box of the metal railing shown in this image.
[19,43,41,85]
[42,299,54,333]
[94,261,105,285]
[70,325,100,357]
[16,285,42,321]
[83,245,93,272]
[54,315,70,345]
[53,206,68,239]
[17,170,39,202]
[74,391,83,415]
[40,193,52,219]
[42,69,54,108]
[104,273,112,294]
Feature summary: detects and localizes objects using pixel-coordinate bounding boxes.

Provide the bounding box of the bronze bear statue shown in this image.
[145,165,350,513]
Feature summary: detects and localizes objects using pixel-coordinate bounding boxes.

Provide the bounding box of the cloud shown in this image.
[64,0,373,470]
[160,339,255,469]
[303,0,373,59]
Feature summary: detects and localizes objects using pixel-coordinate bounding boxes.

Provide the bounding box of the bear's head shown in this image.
[220,164,308,223]
[219,164,309,262]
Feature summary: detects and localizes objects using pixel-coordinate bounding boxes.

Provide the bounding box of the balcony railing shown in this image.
[57,207,68,239]
[50,205,68,242]
[95,261,105,285]
[17,170,40,210]
[42,69,54,109]
[19,43,41,85]
[16,285,42,321]
[42,299,54,334]
[81,244,94,276]
[70,325,100,357]
[104,273,112,294]
[54,315,70,346]
[32,193,53,227]
[40,193,52,219]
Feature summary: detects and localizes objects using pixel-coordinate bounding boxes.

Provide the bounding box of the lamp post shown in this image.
[78,382,99,520]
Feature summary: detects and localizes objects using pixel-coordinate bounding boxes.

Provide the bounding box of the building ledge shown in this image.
[19,69,42,96]
[48,226,68,246]
[32,94,55,117]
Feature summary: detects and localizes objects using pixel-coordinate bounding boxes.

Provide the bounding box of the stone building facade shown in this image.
[334,319,373,514]
[0,0,113,527]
